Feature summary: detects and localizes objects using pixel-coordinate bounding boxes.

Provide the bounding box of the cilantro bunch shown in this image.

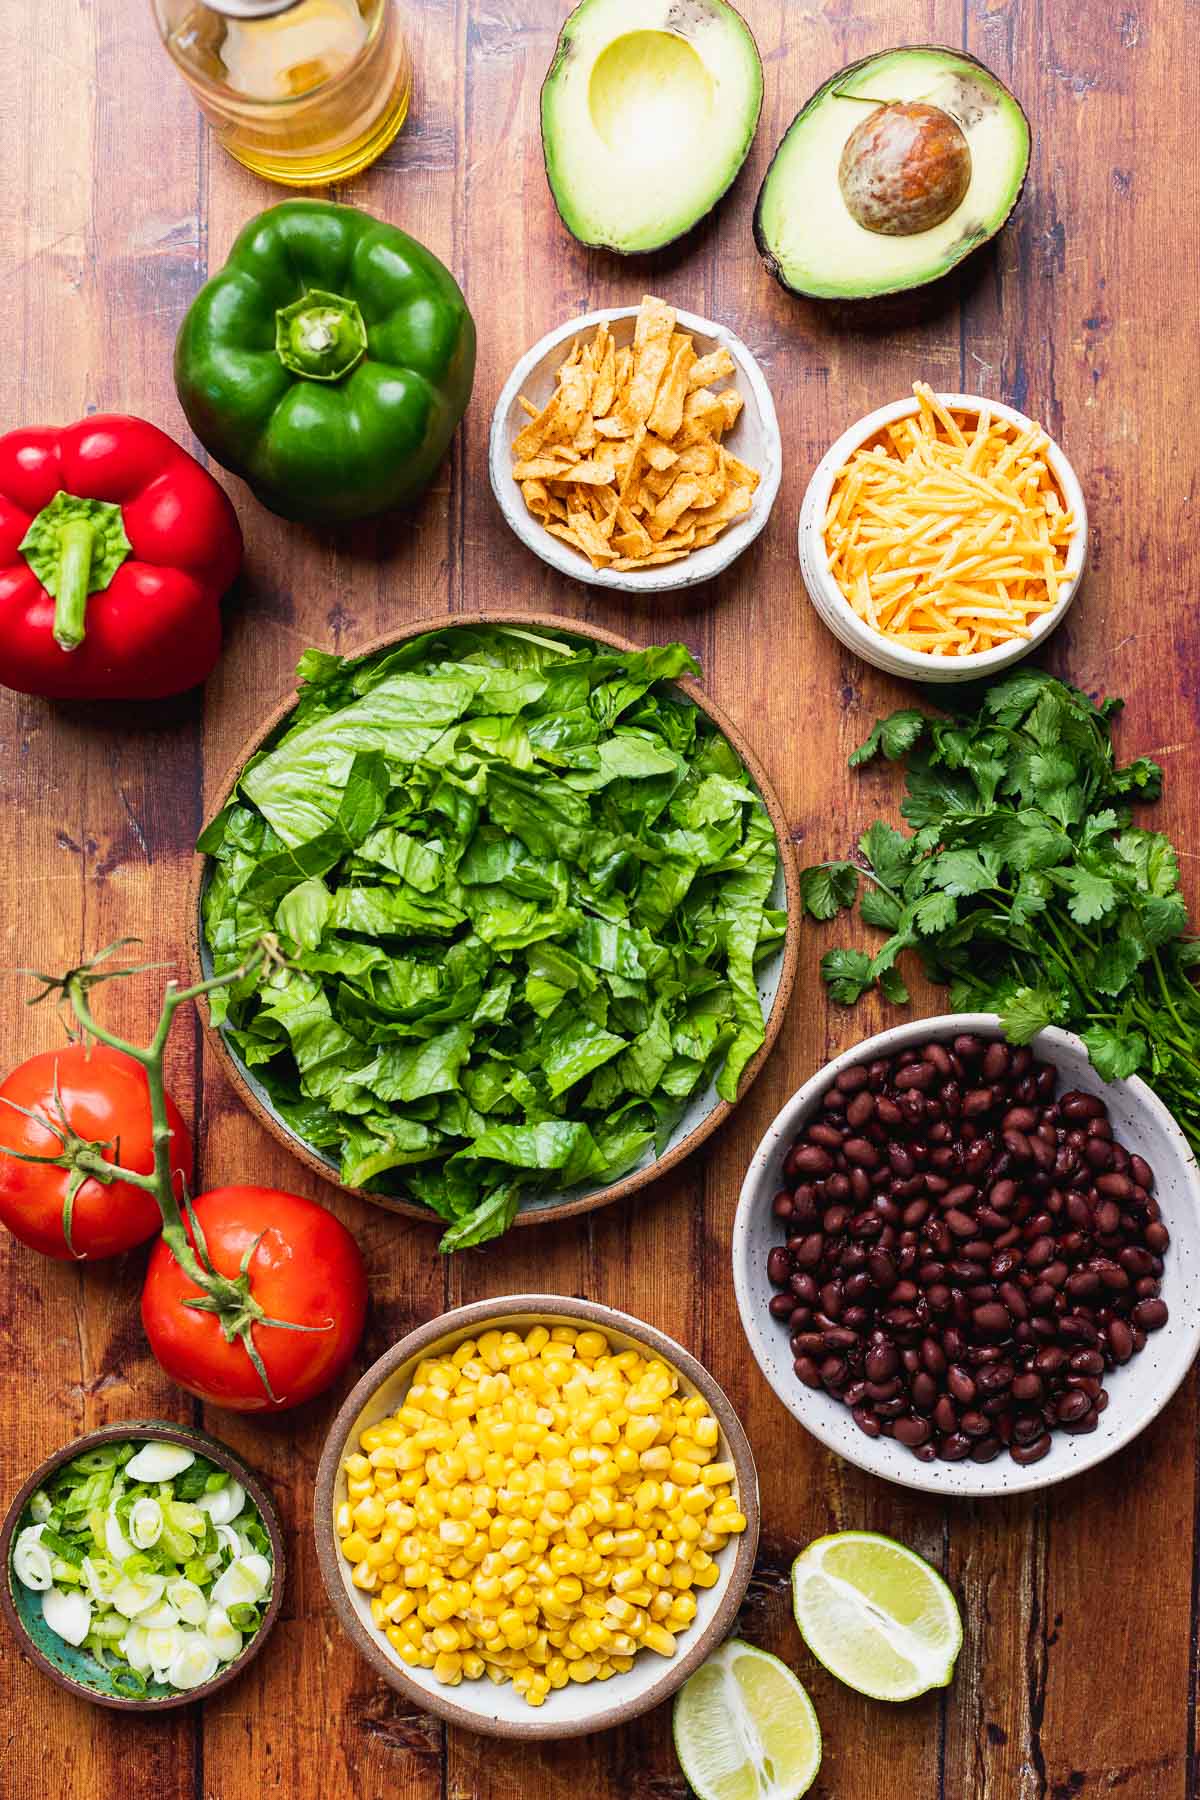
[800,668,1200,1154]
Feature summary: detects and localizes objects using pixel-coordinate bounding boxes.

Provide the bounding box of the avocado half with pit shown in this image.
[755,46,1031,300]
[541,0,763,254]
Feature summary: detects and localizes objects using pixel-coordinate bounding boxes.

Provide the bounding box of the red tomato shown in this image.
[0,1044,191,1259]
[141,1186,367,1412]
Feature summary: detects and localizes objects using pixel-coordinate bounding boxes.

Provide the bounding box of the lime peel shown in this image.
[673,1637,821,1800]
[791,1530,962,1703]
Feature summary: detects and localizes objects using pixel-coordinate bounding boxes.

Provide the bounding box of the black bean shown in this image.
[769,1039,1170,1467]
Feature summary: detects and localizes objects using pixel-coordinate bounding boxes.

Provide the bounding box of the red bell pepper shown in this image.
[0,415,242,700]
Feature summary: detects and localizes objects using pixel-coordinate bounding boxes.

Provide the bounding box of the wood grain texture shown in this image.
[0,0,1197,1796]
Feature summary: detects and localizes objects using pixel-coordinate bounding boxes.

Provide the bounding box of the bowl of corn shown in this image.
[313,1295,759,1738]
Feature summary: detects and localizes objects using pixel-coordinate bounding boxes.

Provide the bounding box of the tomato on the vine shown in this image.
[0,1044,192,1259]
[141,1185,367,1412]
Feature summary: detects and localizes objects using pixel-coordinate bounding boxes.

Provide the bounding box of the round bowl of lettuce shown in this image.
[192,613,798,1249]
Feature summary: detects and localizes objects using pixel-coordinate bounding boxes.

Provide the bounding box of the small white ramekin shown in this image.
[798,393,1088,682]
[490,305,782,594]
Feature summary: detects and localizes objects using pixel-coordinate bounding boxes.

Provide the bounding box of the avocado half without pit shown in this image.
[755,46,1031,300]
[540,0,763,254]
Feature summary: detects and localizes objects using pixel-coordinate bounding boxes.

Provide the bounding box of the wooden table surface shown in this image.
[2,1,1197,1795]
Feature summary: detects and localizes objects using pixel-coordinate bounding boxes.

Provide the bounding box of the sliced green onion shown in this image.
[72,1448,123,1475]
[111,1666,147,1699]
[226,1602,260,1632]
[90,1612,127,1644]
[40,1526,84,1565]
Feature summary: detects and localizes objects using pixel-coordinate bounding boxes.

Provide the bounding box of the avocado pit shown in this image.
[838,100,971,236]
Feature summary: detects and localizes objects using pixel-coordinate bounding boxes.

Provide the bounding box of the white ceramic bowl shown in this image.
[732,1014,1200,1498]
[798,394,1088,682]
[314,1295,759,1739]
[490,305,781,593]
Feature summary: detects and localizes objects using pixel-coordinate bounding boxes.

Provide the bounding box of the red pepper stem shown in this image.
[52,519,96,652]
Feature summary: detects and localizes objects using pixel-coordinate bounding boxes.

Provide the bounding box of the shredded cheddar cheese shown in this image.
[823,383,1077,657]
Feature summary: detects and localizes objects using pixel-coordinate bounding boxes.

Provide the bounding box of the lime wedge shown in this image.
[673,1638,821,1800]
[791,1531,962,1702]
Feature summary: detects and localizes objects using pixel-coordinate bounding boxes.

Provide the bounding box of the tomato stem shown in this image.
[43,934,305,1400]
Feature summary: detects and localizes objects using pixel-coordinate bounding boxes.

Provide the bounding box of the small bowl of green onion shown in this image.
[1,1420,284,1709]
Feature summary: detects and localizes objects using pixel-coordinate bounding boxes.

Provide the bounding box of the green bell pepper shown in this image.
[174,200,475,524]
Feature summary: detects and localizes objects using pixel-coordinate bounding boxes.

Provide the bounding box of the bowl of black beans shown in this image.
[732,1015,1200,1495]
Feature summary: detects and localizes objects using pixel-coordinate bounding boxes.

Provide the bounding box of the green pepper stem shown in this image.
[53,519,95,651]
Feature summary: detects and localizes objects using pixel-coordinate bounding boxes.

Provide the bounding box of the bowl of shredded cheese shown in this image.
[799,383,1087,680]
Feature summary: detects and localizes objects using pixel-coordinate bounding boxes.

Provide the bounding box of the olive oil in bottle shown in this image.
[152,0,411,185]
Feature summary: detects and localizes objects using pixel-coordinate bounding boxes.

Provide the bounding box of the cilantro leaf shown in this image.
[879,967,910,1004]
[912,891,958,935]
[821,948,874,1005]
[989,810,1073,872]
[798,861,859,921]
[983,668,1056,726]
[849,710,926,767]
[1081,1024,1148,1082]
[858,820,912,891]
[1140,893,1189,947]
[1110,756,1163,800]
[998,986,1065,1044]
[1091,937,1143,997]
[929,849,998,897]
[860,887,903,931]
[1052,866,1118,926]
[900,755,978,828]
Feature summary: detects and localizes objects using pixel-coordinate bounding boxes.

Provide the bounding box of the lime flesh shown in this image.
[791,1530,963,1702]
[673,1637,821,1800]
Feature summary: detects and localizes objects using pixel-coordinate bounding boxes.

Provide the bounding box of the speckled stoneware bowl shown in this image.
[798,393,1088,682]
[191,610,799,1229]
[314,1294,760,1739]
[490,305,782,593]
[733,1015,1200,1498]
[0,1420,285,1710]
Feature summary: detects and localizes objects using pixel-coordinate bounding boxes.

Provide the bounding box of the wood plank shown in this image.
[0,1,205,1796]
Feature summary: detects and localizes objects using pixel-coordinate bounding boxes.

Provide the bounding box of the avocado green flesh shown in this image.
[757,48,1030,299]
[541,0,762,253]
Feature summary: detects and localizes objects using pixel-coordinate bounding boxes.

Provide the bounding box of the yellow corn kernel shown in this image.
[350,1561,377,1591]
[669,1593,698,1626]
[701,1461,737,1488]
[624,1415,660,1454]
[340,1530,371,1564]
[681,1485,711,1515]
[669,1459,701,1487]
[693,1563,720,1588]
[643,1624,677,1657]
[639,1446,672,1472]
